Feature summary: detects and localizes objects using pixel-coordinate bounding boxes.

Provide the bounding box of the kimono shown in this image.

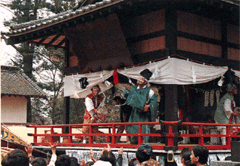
[214,93,235,145]
[82,93,105,135]
[214,93,235,124]
[123,85,158,143]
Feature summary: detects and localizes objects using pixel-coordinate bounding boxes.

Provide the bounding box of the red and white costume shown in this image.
[82,93,105,135]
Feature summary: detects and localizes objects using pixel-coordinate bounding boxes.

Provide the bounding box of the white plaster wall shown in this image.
[1,96,27,123]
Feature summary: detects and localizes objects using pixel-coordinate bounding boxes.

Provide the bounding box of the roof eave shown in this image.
[5,0,125,45]
[1,94,47,99]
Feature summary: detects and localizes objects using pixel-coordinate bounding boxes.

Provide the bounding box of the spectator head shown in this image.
[136,143,153,164]
[191,145,208,165]
[128,158,138,166]
[180,148,194,166]
[86,161,94,166]
[31,157,47,166]
[1,149,29,166]
[1,156,8,166]
[55,154,71,166]
[99,151,116,166]
[70,157,79,166]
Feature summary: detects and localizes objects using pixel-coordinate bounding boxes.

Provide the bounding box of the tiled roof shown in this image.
[1,66,46,98]
[6,0,239,35]
[222,0,240,5]
[2,0,238,47]
[7,0,119,35]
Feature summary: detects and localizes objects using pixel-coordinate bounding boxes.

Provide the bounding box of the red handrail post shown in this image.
[50,127,54,144]
[112,124,116,144]
[34,127,37,144]
[138,124,143,145]
[89,124,93,143]
[68,126,72,144]
[167,124,174,146]
[226,125,231,149]
[198,125,204,145]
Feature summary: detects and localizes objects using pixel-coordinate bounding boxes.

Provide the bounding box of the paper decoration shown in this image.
[210,90,215,106]
[216,90,220,105]
[204,91,210,107]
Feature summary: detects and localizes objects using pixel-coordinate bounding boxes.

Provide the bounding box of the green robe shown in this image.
[123,85,158,143]
[214,93,233,124]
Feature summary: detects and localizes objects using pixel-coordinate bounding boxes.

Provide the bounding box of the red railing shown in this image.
[27,121,240,150]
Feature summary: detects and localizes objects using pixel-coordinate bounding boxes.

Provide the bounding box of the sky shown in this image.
[0,2,56,66]
[0,3,16,66]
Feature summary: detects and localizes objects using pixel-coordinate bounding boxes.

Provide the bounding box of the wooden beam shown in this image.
[46,34,61,47]
[56,37,66,48]
[36,37,48,46]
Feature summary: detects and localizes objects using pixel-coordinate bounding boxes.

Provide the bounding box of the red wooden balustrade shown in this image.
[27,121,240,150]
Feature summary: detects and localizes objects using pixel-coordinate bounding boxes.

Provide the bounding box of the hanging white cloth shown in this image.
[118,57,228,85]
[64,58,229,98]
[64,70,113,98]
[232,69,240,78]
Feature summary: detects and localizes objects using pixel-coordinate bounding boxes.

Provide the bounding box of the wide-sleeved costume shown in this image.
[214,93,235,124]
[123,85,158,143]
[82,93,105,135]
[214,93,236,145]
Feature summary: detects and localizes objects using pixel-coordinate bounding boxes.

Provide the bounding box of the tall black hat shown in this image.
[140,69,153,80]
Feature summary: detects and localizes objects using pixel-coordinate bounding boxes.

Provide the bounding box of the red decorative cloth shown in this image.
[113,69,119,85]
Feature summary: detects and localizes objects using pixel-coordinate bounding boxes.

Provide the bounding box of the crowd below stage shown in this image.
[1,142,210,166]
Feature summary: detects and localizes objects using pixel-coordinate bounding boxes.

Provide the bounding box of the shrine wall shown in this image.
[122,9,166,57]
[122,9,239,63]
[177,11,239,61]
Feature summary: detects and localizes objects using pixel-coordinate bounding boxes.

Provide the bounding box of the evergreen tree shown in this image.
[32,46,65,124]
[6,0,76,123]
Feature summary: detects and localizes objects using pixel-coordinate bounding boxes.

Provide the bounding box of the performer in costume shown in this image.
[82,85,105,143]
[214,83,239,145]
[123,69,158,144]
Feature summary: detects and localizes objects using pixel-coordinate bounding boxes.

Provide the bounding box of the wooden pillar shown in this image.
[64,38,70,133]
[221,17,228,60]
[165,5,177,56]
[164,5,179,150]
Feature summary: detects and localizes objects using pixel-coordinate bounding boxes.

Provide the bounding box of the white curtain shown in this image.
[118,57,228,85]
[64,70,113,98]
[233,69,240,78]
[64,58,229,98]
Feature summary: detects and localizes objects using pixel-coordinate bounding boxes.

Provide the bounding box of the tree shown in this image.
[32,46,65,124]
[6,0,76,123]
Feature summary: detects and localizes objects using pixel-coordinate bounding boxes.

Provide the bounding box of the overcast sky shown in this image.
[0,4,16,66]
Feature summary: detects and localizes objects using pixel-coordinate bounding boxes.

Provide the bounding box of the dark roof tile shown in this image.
[8,0,116,33]
[1,66,46,98]
[5,0,239,36]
